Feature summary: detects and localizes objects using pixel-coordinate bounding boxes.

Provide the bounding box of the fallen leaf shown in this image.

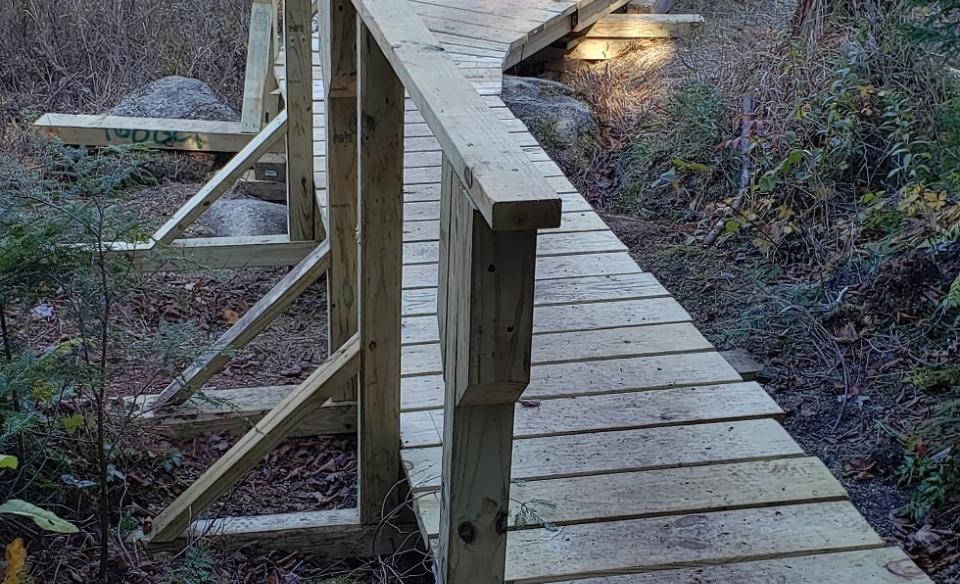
[3,538,26,584]
[221,309,240,324]
[519,400,541,408]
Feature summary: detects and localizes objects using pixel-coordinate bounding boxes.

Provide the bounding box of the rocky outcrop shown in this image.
[109,76,238,121]
[199,199,288,237]
[502,75,599,172]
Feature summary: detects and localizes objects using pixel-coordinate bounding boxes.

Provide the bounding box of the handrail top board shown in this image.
[350,0,562,231]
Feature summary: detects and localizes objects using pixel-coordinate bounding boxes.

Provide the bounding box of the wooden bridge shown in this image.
[37,0,934,581]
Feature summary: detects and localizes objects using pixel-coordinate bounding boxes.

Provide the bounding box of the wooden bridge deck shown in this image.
[312,1,931,582]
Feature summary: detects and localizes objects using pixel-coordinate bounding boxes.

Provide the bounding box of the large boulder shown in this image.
[200,199,288,237]
[502,75,599,171]
[109,76,238,121]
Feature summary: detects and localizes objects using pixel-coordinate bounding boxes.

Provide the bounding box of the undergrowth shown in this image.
[608,0,960,554]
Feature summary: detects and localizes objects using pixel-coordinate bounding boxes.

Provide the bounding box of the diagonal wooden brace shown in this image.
[147,334,360,544]
[151,241,330,410]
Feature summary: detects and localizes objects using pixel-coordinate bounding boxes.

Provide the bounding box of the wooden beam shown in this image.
[323,0,360,401]
[284,0,320,241]
[151,242,330,409]
[584,13,704,38]
[240,0,276,133]
[147,335,361,543]
[351,0,562,231]
[145,507,419,556]
[626,0,675,14]
[357,21,404,524]
[107,235,313,270]
[151,111,288,245]
[33,114,272,152]
[133,386,356,439]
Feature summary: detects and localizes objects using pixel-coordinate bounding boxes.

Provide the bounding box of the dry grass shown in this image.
[0,0,252,131]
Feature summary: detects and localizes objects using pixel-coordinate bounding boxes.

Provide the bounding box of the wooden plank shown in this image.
[151,111,288,245]
[324,0,360,401]
[404,230,625,265]
[134,386,355,438]
[357,21,404,524]
[402,210,609,243]
[352,0,562,231]
[547,548,932,584]
[33,114,266,152]
[400,323,715,377]
[403,252,643,289]
[585,13,704,37]
[414,457,847,534]
[109,234,315,270]
[403,419,805,490]
[240,0,276,133]
[402,296,689,345]
[501,502,883,583]
[402,350,740,411]
[285,0,320,241]
[148,507,418,557]
[151,242,330,408]
[401,381,782,447]
[147,335,360,543]
[626,0,675,14]
[401,272,671,317]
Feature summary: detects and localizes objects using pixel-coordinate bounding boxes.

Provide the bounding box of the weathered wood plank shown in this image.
[402,419,804,490]
[401,323,715,377]
[401,350,742,411]
[33,114,267,152]
[401,381,782,448]
[323,0,360,401]
[501,502,883,583]
[548,548,932,584]
[240,0,276,133]
[285,0,320,240]
[414,457,846,534]
[357,21,404,523]
[402,296,689,345]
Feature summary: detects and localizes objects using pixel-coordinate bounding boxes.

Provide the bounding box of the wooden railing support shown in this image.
[284,0,321,241]
[437,157,538,584]
[356,20,404,524]
[323,0,360,401]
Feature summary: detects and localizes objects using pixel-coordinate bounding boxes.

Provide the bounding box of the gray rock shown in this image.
[109,76,238,121]
[502,75,599,170]
[200,199,288,237]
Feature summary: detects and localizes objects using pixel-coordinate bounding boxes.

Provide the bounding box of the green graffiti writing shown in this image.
[102,128,208,149]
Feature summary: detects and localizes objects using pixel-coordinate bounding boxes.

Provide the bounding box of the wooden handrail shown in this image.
[350,0,561,232]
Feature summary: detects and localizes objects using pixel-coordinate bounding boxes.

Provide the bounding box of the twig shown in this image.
[705,95,755,245]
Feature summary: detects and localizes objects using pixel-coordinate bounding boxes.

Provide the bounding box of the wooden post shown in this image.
[284,0,321,241]
[240,0,275,133]
[356,20,404,524]
[436,157,538,584]
[323,0,359,401]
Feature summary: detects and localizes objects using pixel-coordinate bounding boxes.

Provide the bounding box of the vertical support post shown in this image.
[284,0,322,241]
[323,0,359,401]
[356,20,404,524]
[436,157,538,584]
[240,0,275,133]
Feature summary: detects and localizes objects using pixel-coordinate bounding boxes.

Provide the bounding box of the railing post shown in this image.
[322,0,359,401]
[356,18,404,524]
[283,0,322,241]
[437,156,538,584]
